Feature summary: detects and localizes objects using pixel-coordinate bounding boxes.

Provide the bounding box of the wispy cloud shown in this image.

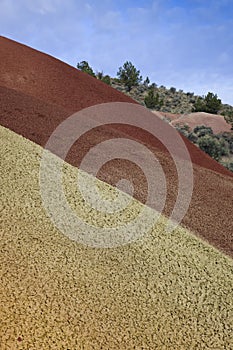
[25,0,63,14]
[1,0,233,104]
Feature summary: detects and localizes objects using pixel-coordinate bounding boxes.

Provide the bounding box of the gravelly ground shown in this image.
[171,112,232,134]
[1,85,233,258]
[0,35,232,178]
[0,126,233,349]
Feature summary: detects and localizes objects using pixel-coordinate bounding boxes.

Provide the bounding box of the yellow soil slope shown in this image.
[0,126,233,349]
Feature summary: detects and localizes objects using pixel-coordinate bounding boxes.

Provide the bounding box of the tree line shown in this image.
[77,60,225,115]
[77,60,233,171]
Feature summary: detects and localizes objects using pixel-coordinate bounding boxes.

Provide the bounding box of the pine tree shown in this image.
[77,61,96,78]
[144,90,163,110]
[193,92,222,114]
[117,61,142,91]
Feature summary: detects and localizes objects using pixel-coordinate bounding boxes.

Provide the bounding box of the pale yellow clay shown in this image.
[0,126,232,349]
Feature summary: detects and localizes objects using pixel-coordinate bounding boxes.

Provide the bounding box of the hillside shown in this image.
[75,59,233,170]
[1,125,233,349]
[111,78,233,117]
[170,112,232,133]
[0,36,233,253]
[0,37,232,175]
[109,79,233,170]
[0,36,233,349]
[0,37,135,113]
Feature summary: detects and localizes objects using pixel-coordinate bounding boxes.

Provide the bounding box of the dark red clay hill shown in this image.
[0,35,232,177]
[0,36,233,257]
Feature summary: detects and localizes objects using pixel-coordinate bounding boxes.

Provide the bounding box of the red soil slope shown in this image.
[0,36,135,112]
[171,112,232,134]
[0,36,233,257]
[0,36,232,178]
[1,85,233,257]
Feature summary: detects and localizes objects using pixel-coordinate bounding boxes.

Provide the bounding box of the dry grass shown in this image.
[0,125,233,349]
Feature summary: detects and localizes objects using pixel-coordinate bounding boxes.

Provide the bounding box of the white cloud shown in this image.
[25,0,63,14]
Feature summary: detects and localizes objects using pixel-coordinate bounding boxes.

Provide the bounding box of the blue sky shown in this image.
[1,0,233,104]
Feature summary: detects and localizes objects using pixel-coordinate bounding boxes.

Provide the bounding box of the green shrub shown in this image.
[193,92,222,114]
[193,125,213,137]
[219,132,233,153]
[223,110,233,129]
[144,90,163,109]
[102,75,111,85]
[170,87,176,94]
[188,132,198,143]
[197,135,227,160]
[176,124,190,137]
[224,162,233,172]
[149,82,157,89]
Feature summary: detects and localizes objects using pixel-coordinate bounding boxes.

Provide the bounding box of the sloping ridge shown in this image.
[1,35,233,349]
[0,125,232,349]
[0,36,233,259]
[0,36,135,112]
[0,35,232,178]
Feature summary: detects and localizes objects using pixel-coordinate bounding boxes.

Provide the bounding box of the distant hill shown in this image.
[109,79,233,171]
[170,112,232,134]
[110,78,233,117]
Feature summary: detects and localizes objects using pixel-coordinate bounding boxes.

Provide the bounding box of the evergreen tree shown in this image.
[205,92,222,114]
[144,90,163,109]
[102,75,111,85]
[143,76,150,86]
[193,92,222,114]
[77,61,96,78]
[117,61,142,91]
[96,71,104,80]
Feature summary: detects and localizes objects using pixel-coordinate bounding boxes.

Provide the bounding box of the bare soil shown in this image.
[0,36,233,258]
[0,125,232,349]
[171,112,232,134]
